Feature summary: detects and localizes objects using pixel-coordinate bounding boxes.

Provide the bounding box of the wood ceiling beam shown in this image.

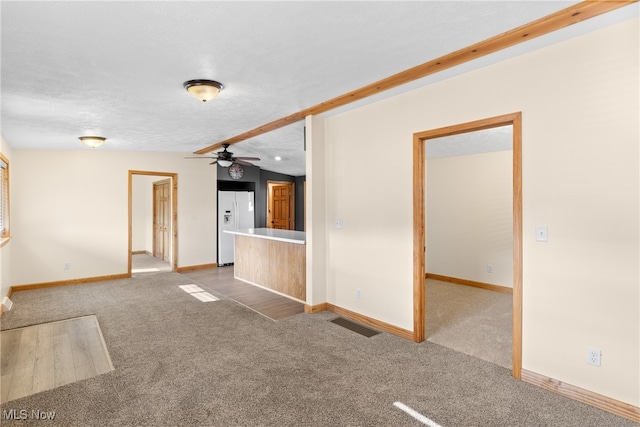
[195,0,636,154]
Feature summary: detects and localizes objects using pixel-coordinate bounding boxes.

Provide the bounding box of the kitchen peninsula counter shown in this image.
[223,228,306,301]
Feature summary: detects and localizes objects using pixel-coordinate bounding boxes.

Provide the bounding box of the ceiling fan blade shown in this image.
[209,160,218,165]
[194,142,228,155]
[233,159,256,166]
[184,156,216,159]
[234,156,261,161]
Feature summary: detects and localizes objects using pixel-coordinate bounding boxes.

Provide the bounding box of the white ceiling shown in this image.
[427,126,513,159]
[1,1,637,176]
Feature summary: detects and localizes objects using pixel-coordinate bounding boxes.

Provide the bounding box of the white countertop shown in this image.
[224,228,306,244]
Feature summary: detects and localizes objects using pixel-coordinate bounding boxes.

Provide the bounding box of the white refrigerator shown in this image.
[218,191,255,265]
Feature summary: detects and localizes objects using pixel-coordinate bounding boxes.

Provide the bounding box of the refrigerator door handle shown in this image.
[234,200,239,229]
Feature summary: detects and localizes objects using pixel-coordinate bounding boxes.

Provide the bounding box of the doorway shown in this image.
[413,112,522,378]
[128,171,178,275]
[267,181,295,230]
[425,124,513,369]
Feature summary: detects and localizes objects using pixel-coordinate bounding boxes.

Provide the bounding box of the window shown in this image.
[0,153,9,240]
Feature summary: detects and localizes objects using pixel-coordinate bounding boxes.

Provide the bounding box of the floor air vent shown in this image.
[330,317,380,338]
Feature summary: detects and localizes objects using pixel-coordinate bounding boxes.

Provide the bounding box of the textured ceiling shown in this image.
[427,126,513,159]
[1,1,636,176]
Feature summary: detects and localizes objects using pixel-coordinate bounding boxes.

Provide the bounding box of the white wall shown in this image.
[323,18,638,405]
[131,175,172,255]
[9,150,217,285]
[0,137,12,300]
[131,175,155,253]
[427,150,513,287]
[305,115,328,305]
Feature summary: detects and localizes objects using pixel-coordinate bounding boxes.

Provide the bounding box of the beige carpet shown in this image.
[0,273,634,426]
[131,253,171,274]
[426,279,512,369]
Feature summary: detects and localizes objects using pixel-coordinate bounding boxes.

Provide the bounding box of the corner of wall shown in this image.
[305,115,328,306]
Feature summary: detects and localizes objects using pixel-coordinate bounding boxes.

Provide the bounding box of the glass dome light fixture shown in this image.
[79,136,106,149]
[183,79,224,102]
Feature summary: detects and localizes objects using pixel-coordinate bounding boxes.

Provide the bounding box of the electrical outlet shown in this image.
[587,347,601,367]
[63,262,71,270]
[356,289,361,299]
[487,265,493,273]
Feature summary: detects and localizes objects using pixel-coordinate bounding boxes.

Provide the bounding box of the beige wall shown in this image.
[131,175,176,255]
[9,150,217,285]
[427,150,513,287]
[0,137,12,300]
[305,115,328,305]
[131,175,156,253]
[323,18,638,405]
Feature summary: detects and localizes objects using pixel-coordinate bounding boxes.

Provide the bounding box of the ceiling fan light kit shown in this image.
[185,143,261,168]
[79,136,106,149]
[183,79,223,102]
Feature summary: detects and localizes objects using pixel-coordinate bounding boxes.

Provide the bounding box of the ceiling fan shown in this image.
[185,144,260,167]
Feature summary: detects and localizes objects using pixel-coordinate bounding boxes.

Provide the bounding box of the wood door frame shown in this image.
[413,112,523,378]
[266,180,295,230]
[152,178,171,261]
[128,171,178,274]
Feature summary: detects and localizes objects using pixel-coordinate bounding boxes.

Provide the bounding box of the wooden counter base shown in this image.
[234,235,306,301]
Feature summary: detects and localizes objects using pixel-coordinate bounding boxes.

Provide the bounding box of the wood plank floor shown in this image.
[1,315,114,404]
[182,266,304,320]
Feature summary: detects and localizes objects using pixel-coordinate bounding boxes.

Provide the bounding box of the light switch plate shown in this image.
[335,218,343,229]
[536,225,548,242]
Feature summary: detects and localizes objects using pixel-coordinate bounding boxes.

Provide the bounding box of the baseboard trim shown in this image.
[521,369,640,422]
[304,301,413,340]
[325,303,414,341]
[131,250,151,255]
[176,263,218,273]
[10,273,131,293]
[426,273,513,294]
[304,303,328,314]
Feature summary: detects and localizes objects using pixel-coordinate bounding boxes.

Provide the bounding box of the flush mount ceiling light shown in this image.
[79,136,106,149]
[183,79,223,102]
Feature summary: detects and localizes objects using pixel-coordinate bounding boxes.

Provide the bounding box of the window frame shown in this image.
[0,152,10,247]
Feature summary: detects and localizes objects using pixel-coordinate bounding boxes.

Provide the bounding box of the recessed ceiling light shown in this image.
[274,156,282,161]
[183,79,223,102]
